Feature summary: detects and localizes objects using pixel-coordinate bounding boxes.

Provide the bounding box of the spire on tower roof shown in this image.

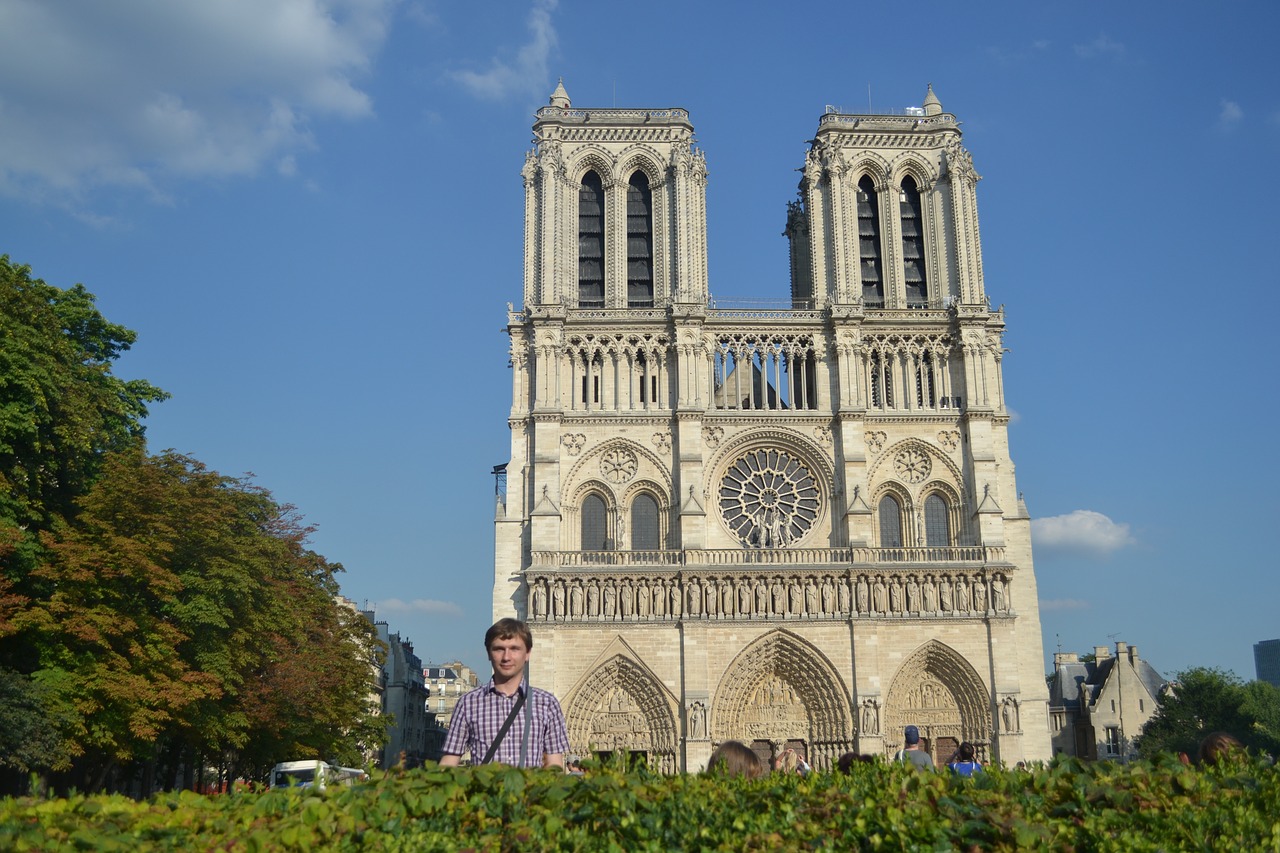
[549,78,571,109]
[922,83,942,117]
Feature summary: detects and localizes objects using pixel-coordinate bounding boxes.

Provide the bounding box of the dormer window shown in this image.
[627,172,654,307]
[578,171,605,308]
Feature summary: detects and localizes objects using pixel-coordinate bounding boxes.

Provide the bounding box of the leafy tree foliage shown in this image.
[1136,667,1280,759]
[20,447,385,792]
[0,257,384,795]
[0,255,168,541]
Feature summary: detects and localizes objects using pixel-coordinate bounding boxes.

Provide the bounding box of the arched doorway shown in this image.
[710,629,853,769]
[884,640,990,766]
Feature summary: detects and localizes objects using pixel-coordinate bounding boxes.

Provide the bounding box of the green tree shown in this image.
[1136,667,1280,759]
[0,255,167,540]
[24,446,384,792]
[0,255,168,690]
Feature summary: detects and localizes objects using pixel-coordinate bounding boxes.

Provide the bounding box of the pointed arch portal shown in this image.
[884,640,990,765]
[563,654,679,773]
[711,630,853,769]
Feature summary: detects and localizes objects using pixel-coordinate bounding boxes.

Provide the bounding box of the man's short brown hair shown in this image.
[485,617,533,651]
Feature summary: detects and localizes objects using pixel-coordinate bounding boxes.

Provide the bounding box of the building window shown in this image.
[916,352,937,407]
[631,493,660,550]
[857,176,884,306]
[582,493,608,550]
[870,351,893,408]
[578,171,605,308]
[878,495,904,548]
[1105,726,1121,756]
[626,172,653,307]
[899,176,928,307]
[924,494,950,546]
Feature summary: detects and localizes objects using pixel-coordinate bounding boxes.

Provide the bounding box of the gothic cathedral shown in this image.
[495,81,1051,771]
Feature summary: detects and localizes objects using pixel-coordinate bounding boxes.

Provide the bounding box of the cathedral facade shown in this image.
[494,81,1051,771]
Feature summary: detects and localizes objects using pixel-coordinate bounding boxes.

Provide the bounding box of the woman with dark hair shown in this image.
[947,742,982,777]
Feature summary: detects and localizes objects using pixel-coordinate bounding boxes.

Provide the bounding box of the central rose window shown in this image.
[718,448,820,547]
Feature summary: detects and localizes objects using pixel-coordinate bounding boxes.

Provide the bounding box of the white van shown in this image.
[270,760,368,790]
[270,760,334,790]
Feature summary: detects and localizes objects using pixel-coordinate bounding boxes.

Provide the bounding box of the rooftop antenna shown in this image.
[1056,633,1062,654]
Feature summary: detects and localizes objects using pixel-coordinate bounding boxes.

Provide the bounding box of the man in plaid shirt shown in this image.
[439,618,570,768]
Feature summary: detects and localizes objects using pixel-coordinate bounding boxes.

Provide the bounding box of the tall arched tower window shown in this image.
[857,176,884,306]
[582,493,608,550]
[578,171,605,308]
[630,493,660,550]
[924,494,950,547]
[878,495,904,548]
[626,172,654,308]
[899,176,928,307]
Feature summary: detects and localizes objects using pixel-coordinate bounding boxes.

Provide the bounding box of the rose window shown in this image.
[719,448,819,547]
[600,447,638,483]
[893,448,931,483]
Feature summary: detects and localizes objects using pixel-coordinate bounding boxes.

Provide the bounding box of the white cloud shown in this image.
[1040,598,1090,612]
[1073,33,1125,60]
[448,0,557,101]
[1031,509,1135,556]
[0,0,394,207]
[375,597,465,617]
[1219,99,1244,128]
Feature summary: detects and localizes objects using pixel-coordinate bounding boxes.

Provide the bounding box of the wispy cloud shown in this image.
[0,0,394,211]
[986,39,1051,66]
[1218,99,1244,129]
[448,0,558,101]
[375,597,465,618]
[1073,33,1125,60]
[1032,509,1135,556]
[1040,598,1090,612]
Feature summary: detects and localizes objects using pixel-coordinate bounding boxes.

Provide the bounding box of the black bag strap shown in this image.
[481,688,527,765]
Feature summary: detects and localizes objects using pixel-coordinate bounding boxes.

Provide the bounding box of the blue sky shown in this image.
[2,0,1277,681]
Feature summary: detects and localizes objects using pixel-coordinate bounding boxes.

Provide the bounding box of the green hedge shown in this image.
[4,756,1279,851]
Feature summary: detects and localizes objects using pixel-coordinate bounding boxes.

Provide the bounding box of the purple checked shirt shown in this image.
[441,679,570,767]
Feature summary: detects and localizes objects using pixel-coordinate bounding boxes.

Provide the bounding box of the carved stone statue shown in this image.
[669,582,681,617]
[804,578,818,614]
[938,576,952,612]
[689,703,706,740]
[856,576,869,614]
[973,576,987,612]
[569,582,583,617]
[872,577,887,613]
[603,582,617,618]
[687,580,701,616]
[552,582,565,619]
[889,577,902,613]
[838,577,851,614]
[653,581,665,617]
[821,578,835,614]
[587,581,599,617]
[922,576,937,613]
[620,581,634,619]
[861,699,880,735]
[788,579,803,615]
[771,579,786,614]
[955,576,970,613]
[754,578,767,614]
[532,581,547,619]
[636,580,650,618]
[906,577,920,613]
[738,582,751,615]
[992,575,1007,613]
